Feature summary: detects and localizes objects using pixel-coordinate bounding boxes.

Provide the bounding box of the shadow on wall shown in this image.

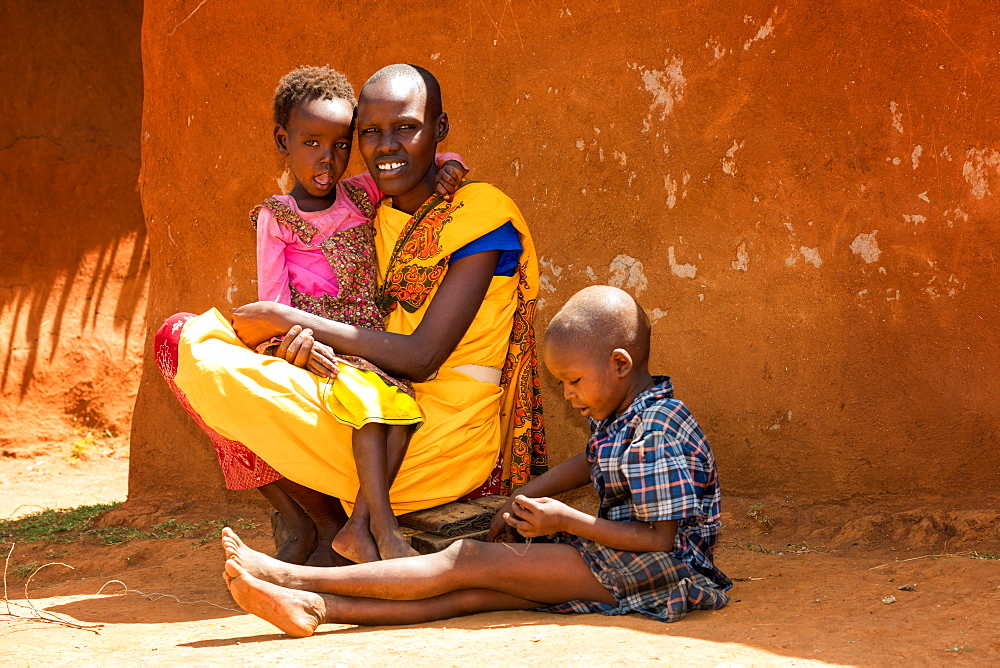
[0,0,146,447]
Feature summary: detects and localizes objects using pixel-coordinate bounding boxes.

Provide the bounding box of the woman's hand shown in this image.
[275,325,339,378]
[231,301,294,348]
[501,495,579,539]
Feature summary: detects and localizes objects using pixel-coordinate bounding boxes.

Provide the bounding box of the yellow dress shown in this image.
[174,182,545,513]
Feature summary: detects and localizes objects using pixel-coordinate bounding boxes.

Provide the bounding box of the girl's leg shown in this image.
[224,558,538,637]
[270,478,351,567]
[256,482,316,564]
[223,528,616,606]
[332,423,418,563]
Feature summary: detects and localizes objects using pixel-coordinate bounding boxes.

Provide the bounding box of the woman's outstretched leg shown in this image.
[332,423,417,563]
[224,558,539,637]
[223,528,616,606]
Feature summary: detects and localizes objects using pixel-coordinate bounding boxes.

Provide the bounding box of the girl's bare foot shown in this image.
[330,514,380,563]
[222,527,297,586]
[224,559,326,638]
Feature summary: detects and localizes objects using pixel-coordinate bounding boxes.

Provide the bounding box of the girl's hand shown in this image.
[435,160,468,202]
[275,325,339,378]
[502,495,577,538]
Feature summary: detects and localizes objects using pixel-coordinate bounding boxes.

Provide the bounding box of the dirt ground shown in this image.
[2,453,997,666]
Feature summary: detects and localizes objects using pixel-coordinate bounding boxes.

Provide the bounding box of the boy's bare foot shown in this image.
[222,527,297,586]
[375,526,420,560]
[224,559,326,638]
[331,515,380,563]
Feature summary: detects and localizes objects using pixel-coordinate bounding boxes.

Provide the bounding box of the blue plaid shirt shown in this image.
[543,376,731,622]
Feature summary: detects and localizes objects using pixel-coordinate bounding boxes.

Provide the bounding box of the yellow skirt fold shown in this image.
[174,309,500,514]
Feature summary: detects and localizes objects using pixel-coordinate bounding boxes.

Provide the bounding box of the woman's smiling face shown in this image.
[276,97,355,206]
[357,75,448,215]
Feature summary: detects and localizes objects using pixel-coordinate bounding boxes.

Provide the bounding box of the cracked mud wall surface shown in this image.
[0,2,147,453]
[134,1,998,508]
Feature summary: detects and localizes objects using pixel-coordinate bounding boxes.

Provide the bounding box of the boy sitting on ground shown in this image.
[219,285,731,635]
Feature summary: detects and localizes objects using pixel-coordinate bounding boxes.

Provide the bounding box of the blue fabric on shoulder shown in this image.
[449,221,522,276]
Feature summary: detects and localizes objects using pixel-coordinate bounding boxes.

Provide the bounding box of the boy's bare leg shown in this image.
[270,478,351,567]
[223,528,616,606]
[224,558,539,637]
[332,423,417,563]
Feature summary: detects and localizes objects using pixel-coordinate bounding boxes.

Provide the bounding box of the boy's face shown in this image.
[543,339,631,422]
[275,97,354,203]
[356,75,448,214]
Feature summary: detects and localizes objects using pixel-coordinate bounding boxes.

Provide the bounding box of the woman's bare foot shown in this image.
[304,541,352,567]
[275,526,317,565]
[330,514,380,564]
[224,559,326,638]
[374,524,420,560]
[222,527,297,586]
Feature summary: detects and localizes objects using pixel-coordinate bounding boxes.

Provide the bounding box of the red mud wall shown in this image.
[133,1,999,509]
[0,2,146,454]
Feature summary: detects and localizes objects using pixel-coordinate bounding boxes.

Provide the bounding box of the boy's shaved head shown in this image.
[545,285,651,365]
[361,64,443,118]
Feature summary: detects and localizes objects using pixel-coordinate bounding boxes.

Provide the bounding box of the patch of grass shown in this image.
[746,503,774,533]
[10,561,41,579]
[969,550,999,560]
[732,538,772,554]
[0,503,258,547]
[65,423,128,462]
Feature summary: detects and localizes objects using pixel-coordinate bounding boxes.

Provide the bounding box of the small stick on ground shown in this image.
[869,551,972,570]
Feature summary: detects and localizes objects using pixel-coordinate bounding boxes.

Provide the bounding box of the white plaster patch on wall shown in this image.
[917,191,930,203]
[911,145,923,170]
[903,214,926,226]
[942,207,968,228]
[511,158,523,177]
[732,242,750,271]
[664,174,678,209]
[706,37,725,60]
[667,247,697,278]
[277,168,293,193]
[539,274,557,293]
[539,255,564,279]
[608,254,648,293]
[962,147,1000,199]
[613,151,627,167]
[629,56,686,121]
[583,266,598,282]
[889,101,904,134]
[538,255,563,294]
[850,230,881,264]
[799,246,822,268]
[225,266,238,304]
[575,139,585,150]
[722,140,745,176]
[940,145,952,161]
[649,307,668,324]
[743,16,775,51]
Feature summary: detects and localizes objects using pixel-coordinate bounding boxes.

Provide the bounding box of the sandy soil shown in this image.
[2,454,998,666]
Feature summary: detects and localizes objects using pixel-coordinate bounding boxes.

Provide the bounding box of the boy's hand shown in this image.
[487,497,521,543]
[275,325,339,378]
[502,495,577,538]
[435,160,467,202]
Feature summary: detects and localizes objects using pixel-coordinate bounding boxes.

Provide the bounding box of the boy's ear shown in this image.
[435,112,450,142]
[611,348,633,378]
[274,124,289,154]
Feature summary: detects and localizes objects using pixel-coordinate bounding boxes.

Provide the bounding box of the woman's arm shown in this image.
[231,249,502,382]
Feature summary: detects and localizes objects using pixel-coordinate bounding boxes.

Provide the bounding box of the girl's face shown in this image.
[274,97,355,208]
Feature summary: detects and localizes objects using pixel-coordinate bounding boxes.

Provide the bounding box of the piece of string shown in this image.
[499,536,532,557]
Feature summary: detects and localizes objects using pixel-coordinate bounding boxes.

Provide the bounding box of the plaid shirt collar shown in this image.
[590,375,675,436]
